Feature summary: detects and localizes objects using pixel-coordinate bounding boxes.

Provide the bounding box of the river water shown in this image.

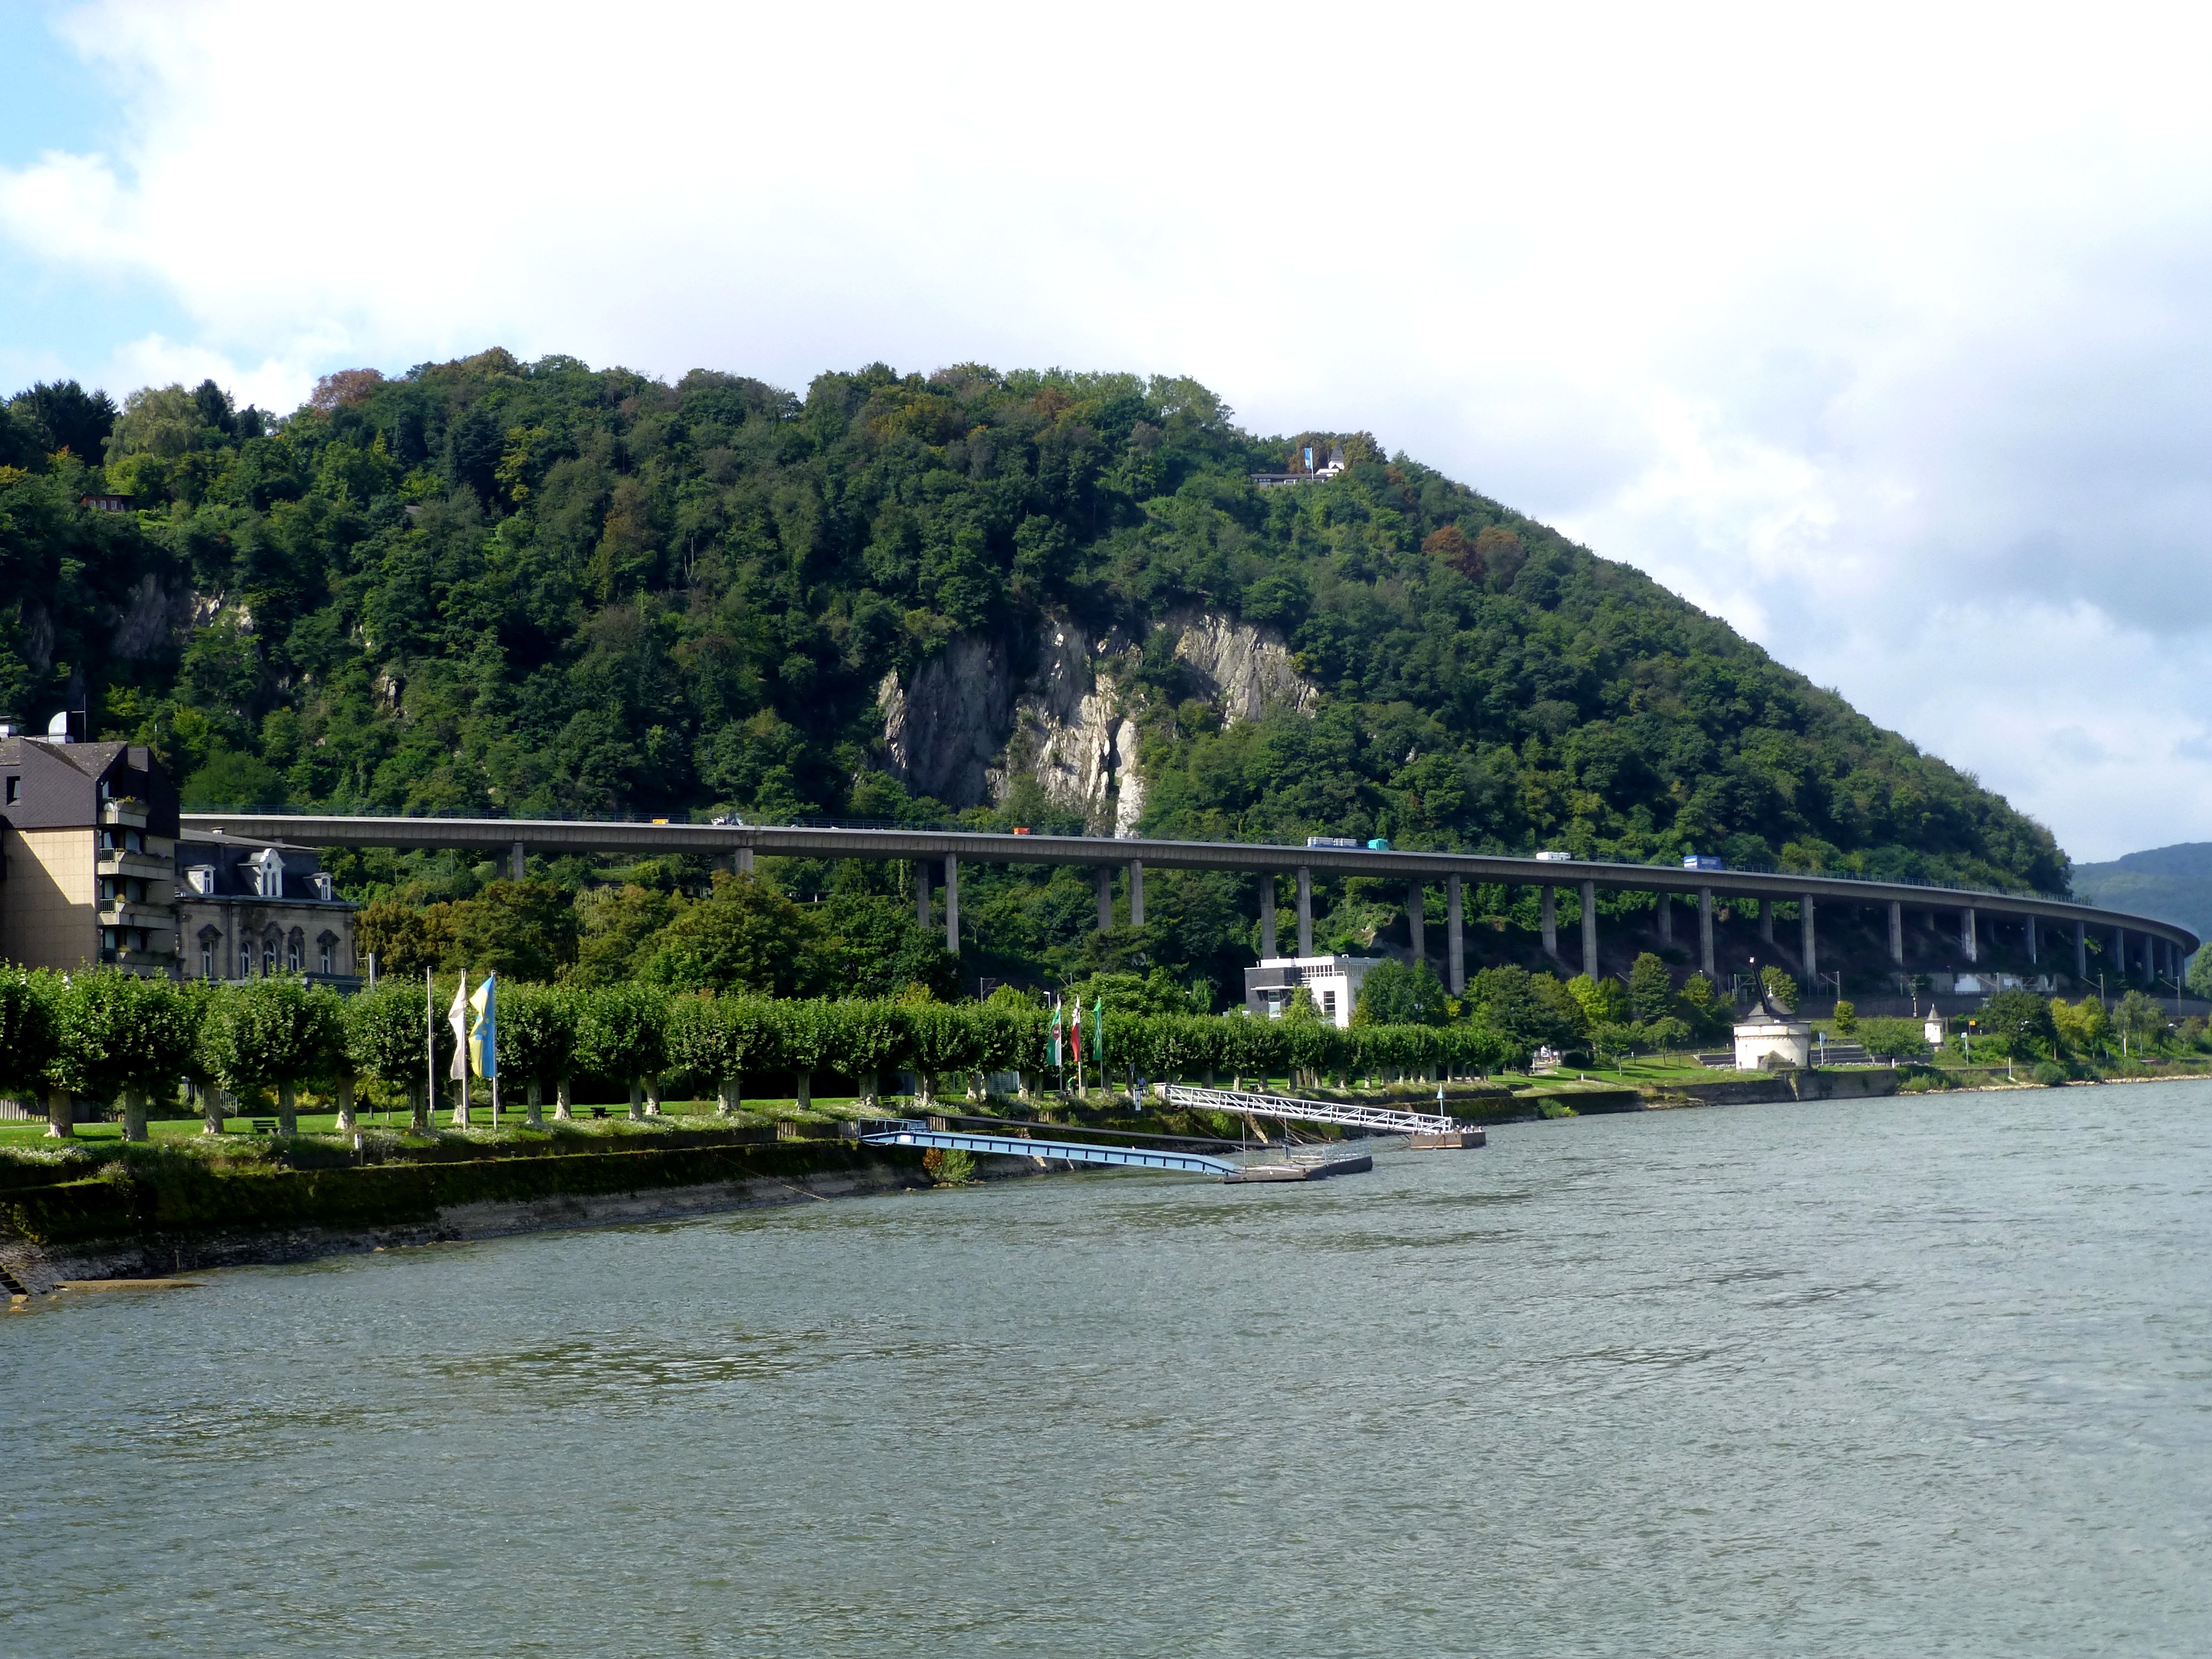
[6,1083,2210,1656]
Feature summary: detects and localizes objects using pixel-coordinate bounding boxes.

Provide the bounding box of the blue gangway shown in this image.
[858,1119,1235,1177]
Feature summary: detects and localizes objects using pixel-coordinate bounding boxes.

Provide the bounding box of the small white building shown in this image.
[1734,988,1813,1071]
[1243,954,1384,1029]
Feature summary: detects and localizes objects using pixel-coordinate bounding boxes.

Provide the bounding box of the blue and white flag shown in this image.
[469,973,498,1080]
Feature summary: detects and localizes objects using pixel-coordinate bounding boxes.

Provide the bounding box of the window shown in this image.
[287,929,304,972]
[239,942,253,979]
[202,943,215,979]
[125,828,143,853]
[3,776,15,805]
[1323,989,1337,1017]
[262,934,278,976]
[318,933,337,975]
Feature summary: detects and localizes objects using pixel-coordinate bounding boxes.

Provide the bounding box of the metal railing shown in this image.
[1158,1083,1450,1136]
[857,1119,1235,1176]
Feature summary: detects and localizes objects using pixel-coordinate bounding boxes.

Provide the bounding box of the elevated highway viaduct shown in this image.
[181,815,2199,993]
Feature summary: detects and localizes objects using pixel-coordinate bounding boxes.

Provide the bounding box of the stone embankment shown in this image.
[0,1131,934,1295]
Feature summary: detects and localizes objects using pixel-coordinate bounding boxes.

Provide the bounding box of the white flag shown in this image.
[448,977,470,1079]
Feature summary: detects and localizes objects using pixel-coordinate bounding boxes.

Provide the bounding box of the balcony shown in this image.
[100,798,151,829]
[97,846,171,881]
[97,900,173,930]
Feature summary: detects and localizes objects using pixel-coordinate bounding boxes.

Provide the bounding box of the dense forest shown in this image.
[0,354,2070,1005]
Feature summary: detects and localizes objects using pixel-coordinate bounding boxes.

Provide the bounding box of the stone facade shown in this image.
[175,834,358,984]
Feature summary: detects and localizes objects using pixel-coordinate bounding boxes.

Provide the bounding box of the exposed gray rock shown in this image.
[110,573,190,660]
[1167,606,1314,724]
[877,632,1015,808]
[878,609,1316,831]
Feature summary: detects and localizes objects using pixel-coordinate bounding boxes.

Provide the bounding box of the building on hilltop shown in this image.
[0,720,181,975]
[175,832,359,985]
[1250,443,1346,488]
[1243,953,1383,1028]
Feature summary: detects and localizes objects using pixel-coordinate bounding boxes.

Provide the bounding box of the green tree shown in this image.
[1759,965,1799,1010]
[205,977,348,1135]
[1677,972,1724,1038]
[1858,1016,1930,1062]
[2113,990,2167,1057]
[1352,960,1450,1026]
[0,967,65,1138]
[345,976,450,1131]
[639,872,820,996]
[1626,952,1675,1025]
[837,1000,910,1109]
[1831,999,1858,1035]
[444,880,580,982]
[50,970,201,1142]
[1980,988,2057,1056]
[1567,972,1629,1028]
[498,981,581,1124]
[575,982,670,1119]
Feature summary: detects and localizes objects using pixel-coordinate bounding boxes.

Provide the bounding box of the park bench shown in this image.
[249,1118,278,1135]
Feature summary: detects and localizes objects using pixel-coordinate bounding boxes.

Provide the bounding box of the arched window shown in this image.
[262,931,280,976]
[239,940,253,979]
[317,932,338,975]
[287,929,305,972]
[199,927,222,981]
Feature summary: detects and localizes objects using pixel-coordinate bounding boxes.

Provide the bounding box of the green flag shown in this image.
[1093,997,1106,1070]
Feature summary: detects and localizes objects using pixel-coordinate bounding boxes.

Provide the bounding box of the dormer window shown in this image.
[311,872,334,902]
[250,847,285,898]
[187,865,216,897]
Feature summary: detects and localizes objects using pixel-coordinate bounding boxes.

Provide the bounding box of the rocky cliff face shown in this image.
[877,609,1314,833]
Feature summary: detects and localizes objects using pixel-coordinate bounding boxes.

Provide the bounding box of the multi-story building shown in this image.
[1242,954,1385,1028]
[174,831,359,984]
[0,726,181,975]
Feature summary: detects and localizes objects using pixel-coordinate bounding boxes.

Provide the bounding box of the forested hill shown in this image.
[0,352,2066,899]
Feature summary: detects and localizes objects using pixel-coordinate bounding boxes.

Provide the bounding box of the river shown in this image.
[5,1082,2210,1656]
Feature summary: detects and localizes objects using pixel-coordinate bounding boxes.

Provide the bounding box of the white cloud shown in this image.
[7,1,2212,859]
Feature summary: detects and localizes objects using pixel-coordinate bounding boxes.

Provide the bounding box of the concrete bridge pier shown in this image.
[1259,875,1277,958]
[1699,886,1715,979]
[1961,907,1978,963]
[2074,920,2087,981]
[1801,895,1817,981]
[943,855,960,953]
[1297,866,1314,958]
[1888,900,1904,965]
[1447,875,1464,994]
[1657,891,1673,945]
[1096,867,1113,932]
[1407,881,1426,967]
[1541,885,1558,958]
[917,862,931,930]
[1760,901,1775,946]
[2025,916,2038,966]
[1580,879,1598,977]
[511,840,526,881]
[2112,926,2125,979]
[1128,860,1144,928]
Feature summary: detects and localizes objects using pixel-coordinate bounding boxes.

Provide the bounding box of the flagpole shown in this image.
[424,967,435,1126]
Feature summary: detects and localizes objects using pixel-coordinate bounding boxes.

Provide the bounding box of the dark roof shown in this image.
[1736,988,1806,1024]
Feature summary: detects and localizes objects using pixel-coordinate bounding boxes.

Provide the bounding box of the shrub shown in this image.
[2031,1060,2068,1086]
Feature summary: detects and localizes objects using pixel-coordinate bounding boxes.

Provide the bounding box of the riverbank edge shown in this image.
[0,1141,966,1296]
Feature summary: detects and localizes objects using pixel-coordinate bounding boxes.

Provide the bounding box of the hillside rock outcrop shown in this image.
[877,609,1315,834]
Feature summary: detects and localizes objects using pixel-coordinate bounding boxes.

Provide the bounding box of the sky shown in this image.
[1,0,2208,863]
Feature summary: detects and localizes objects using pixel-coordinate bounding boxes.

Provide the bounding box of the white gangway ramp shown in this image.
[1158,1084,1451,1136]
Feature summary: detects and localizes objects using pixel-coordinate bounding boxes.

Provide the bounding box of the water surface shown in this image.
[6,1083,2210,1656]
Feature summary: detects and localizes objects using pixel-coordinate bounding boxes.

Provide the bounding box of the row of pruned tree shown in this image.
[0,968,1531,1140]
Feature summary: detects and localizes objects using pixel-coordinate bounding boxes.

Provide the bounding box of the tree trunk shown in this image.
[122,1088,147,1143]
[45,1088,72,1140]
[717,1077,740,1117]
[859,1071,879,1111]
[278,1079,298,1137]
[525,1078,544,1131]
[645,1075,662,1116]
[795,1070,812,1110]
[203,1084,226,1136]
[918,1070,936,1107]
[628,1078,645,1121]
[334,1075,357,1134]
[409,1081,430,1133]
[554,1077,572,1121]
